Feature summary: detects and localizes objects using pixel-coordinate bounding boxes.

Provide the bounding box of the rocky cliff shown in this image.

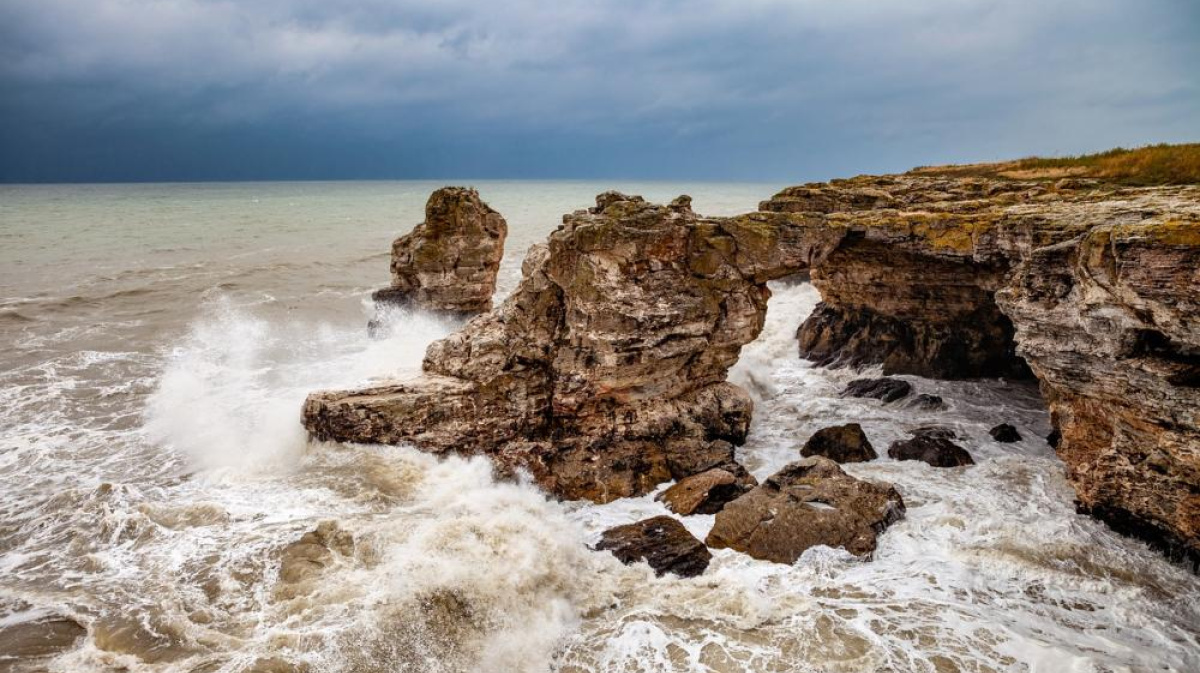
[372,187,507,314]
[761,174,1200,564]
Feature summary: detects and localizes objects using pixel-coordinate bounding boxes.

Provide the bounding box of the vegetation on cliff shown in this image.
[916,142,1200,186]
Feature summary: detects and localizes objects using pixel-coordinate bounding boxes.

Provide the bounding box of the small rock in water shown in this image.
[594,516,711,578]
[800,423,877,463]
[888,435,974,467]
[990,423,1022,443]
[906,393,946,410]
[277,521,354,589]
[706,457,906,564]
[841,377,912,403]
[909,426,958,441]
[0,615,87,662]
[656,468,754,516]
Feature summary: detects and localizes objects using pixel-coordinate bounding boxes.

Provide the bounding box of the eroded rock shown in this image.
[306,193,804,502]
[594,516,711,577]
[705,457,905,563]
[372,187,507,315]
[989,423,1021,443]
[656,468,756,516]
[800,423,877,463]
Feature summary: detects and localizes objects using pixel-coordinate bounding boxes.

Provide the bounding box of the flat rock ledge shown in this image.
[372,186,507,316]
[705,457,906,564]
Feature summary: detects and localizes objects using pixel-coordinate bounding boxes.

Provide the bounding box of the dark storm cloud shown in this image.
[0,0,1197,182]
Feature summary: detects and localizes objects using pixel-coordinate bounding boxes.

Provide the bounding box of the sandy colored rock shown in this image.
[372,186,507,314]
[594,515,711,577]
[656,467,756,516]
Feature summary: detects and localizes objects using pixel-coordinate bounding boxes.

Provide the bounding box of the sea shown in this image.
[1,181,1197,672]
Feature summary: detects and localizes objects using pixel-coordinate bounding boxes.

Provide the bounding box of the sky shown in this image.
[0,0,1197,183]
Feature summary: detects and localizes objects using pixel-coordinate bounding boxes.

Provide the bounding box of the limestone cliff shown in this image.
[762,174,1200,564]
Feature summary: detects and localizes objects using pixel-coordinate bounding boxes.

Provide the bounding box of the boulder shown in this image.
[841,377,912,403]
[888,435,974,467]
[0,614,87,663]
[594,516,711,577]
[276,521,354,595]
[989,423,1022,443]
[800,423,877,463]
[372,187,507,315]
[705,457,906,563]
[909,426,959,441]
[656,468,756,516]
[906,394,946,410]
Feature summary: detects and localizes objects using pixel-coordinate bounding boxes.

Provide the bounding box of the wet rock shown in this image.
[888,435,974,467]
[909,426,959,441]
[800,423,877,463]
[372,187,507,315]
[306,193,811,502]
[841,377,912,403]
[0,615,87,663]
[706,457,906,563]
[277,521,353,588]
[906,394,946,410]
[656,467,756,516]
[594,516,711,577]
[989,423,1022,443]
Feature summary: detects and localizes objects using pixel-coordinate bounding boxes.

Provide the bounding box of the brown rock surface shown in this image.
[306,193,806,502]
[706,457,906,563]
[594,515,711,577]
[372,187,507,314]
[888,435,975,468]
[656,467,756,516]
[800,423,877,463]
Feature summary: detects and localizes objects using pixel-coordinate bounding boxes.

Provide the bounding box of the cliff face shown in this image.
[762,176,1200,563]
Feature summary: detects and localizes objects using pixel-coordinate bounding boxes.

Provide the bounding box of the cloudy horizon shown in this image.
[1,0,1197,183]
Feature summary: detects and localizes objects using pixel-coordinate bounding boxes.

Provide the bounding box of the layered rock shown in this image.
[705,457,906,563]
[996,216,1200,564]
[762,173,1200,563]
[657,468,755,516]
[372,187,507,315]
[305,193,811,502]
[594,516,711,577]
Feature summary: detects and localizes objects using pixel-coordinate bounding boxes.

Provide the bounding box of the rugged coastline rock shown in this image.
[705,457,906,563]
[800,423,877,463]
[305,193,811,502]
[841,377,912,403]
[372,187,507,315]
[657,468,755,516]
[888,435,974,468]
[594,516,711,577]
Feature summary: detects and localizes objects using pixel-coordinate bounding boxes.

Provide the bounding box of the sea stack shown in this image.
[372,186,507,315]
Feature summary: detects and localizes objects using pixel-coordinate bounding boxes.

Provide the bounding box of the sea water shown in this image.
[0,181,1197,672]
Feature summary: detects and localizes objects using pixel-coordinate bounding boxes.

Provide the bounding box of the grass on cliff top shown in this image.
[914,143,1200,186]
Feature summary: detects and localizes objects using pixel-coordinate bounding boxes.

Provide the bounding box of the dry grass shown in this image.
[913,143,1200,185]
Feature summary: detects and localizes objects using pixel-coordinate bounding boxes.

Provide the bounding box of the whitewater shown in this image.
[1,181,1197,672]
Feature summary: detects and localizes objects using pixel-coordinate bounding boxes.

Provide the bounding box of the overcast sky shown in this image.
[1,0,1197,183]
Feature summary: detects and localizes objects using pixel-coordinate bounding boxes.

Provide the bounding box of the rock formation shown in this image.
[372,187,507,315]
[761,172,1200,563]
[841,377,912,403]
[888,434,974,468]
[705,457,906,563]
[594,516,711,577]
[656,468,755,516]
[989,423,1022,443]
[800,423,877,463]
[305,193,810,502]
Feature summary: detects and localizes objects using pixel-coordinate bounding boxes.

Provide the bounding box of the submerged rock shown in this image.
[594,516,711,577]
[841,377,912,403]
[888,435,974,467]
[800,423,877,463]
[372,187,507,316]
[989,423,1022,443]
[277,521,354,593]
[906,393,946,411]
[0,614,87,664]
[706,457,905,563]
[656,468,756,516]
